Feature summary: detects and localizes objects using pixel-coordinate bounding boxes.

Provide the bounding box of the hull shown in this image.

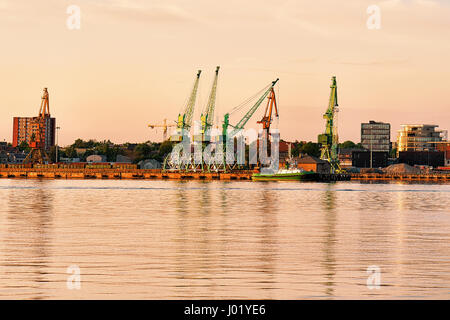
[252,172,318,181]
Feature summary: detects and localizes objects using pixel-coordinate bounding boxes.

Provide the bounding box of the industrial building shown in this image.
[352,151,389,168]
[398,151,444,168]
[361,121,390,152]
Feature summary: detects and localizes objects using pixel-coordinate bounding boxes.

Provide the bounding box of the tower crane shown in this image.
[171,70,202,141]
[318,76,341,173]
[200,66,220,140]
[24,88,51,164]
[148,119,176,141]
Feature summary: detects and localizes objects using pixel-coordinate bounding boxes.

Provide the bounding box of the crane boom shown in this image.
[177,70,201,131]
[201,66,220,136]
[223,78,279,140]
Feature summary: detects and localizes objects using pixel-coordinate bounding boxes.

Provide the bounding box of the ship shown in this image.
[252,168,318,181]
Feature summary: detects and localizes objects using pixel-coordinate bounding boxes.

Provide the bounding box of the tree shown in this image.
[65,146,78,158]
[301,142,321,157]
[339,140,356,149]
[18,141,30,153]
[159,141,173,158]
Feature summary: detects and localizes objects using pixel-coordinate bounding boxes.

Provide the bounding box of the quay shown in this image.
[350,173,450,182]
[0,168,254,180]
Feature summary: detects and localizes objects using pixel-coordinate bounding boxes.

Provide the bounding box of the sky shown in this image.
[0,0,449,146]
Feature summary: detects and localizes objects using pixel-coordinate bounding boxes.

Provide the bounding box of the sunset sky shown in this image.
[0,0,449,145]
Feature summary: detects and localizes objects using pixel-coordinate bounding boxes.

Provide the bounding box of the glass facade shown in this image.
[361,121,391,152]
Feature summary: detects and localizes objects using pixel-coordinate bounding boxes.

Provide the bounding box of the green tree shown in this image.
[65,146,78,158]
[339,140,356,149]
[18,141,30,153]
[301,142,321,157]
[158,141,173,158]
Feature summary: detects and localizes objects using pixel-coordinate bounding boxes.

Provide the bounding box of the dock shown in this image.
[350,173,450,182]
[0,168,254,180]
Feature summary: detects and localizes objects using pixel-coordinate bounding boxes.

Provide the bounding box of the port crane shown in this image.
[23,88,51,164]
[222,78,279,142]
[171,70,202,141]
[318,76,341,173]
[148,119,176,141]
[200,66,220,140]
[219,78,279,171]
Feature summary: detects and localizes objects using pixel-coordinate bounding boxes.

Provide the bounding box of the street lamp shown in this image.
[56,126,61,162]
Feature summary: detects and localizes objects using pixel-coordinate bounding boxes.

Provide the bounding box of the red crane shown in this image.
[23,88,51,164]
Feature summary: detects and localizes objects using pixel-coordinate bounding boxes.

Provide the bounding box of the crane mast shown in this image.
[318,76,341,173]
[23,88,51,164]
[172,70,201,141]
[201,66,220,139]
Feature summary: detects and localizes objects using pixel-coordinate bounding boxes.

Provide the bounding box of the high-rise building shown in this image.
[397,124,443,152]
[361,121,391,152]
[12,88,56,151]
[12,116,56,150]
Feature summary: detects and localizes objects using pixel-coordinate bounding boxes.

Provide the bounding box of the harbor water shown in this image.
[0,179,449,299]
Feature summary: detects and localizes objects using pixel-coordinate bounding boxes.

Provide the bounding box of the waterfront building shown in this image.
[398,151,444,168]
[397,124,443,153]
[361,121,391,152]
[352,151,388,168]
[292,155,330,174]
[12,116,56,150]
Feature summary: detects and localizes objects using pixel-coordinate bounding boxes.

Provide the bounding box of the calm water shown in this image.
[0,179,449,299]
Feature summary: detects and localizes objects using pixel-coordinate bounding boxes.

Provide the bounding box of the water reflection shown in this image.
[321,186,337,297]
[0,179,448,299]
[2,180,54,299]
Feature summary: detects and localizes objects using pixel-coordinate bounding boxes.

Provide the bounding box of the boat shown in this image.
[252,168,318,181]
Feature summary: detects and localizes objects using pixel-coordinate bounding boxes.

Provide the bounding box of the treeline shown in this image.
[55,139,174,163]
[290,140,363,158]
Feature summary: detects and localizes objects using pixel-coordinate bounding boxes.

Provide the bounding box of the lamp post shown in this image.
[56,126,61,162]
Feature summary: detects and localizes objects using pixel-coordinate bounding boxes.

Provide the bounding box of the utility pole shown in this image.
[56,126,61,162]
[370,137,373,168]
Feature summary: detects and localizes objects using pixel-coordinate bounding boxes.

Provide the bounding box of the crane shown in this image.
[200,66,220,140]
[148,119,176,141]
[257,85,279,146]
[318,76,341,173]
[23,88,51,164]
[222,78,279,142]
[171,70,202,141]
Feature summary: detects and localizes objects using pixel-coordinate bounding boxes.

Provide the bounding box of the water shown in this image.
[0,179,449,299]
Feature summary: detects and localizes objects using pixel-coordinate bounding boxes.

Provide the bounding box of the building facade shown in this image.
[12,116,56,150]
[397,124,443,153]
[361,121,391,152]
[352,151,389,168]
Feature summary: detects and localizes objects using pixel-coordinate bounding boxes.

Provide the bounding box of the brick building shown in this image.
[12,116,56,150]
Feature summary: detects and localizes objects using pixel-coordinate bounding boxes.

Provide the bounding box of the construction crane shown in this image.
[23,88,51,164]
[171,70,202,141]
[318,76,341,173]
[200,66,220,140]
[148,119,176,141]
[222,78,279,142]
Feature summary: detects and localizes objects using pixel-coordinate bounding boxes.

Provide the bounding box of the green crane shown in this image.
[200,66,220,139]
[222,78,279,142]
[171,70,202,141]
[318,76,341,173]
